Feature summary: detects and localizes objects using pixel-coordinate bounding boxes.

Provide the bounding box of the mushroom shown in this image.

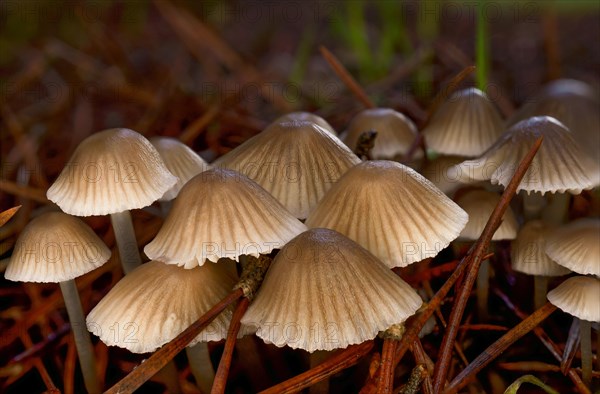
[305,161,468,268]
[241,228,423,352]
[547,276,600,387]
[86,260,237,393]
[214,119,360,219]
[456,189,518,319]
[144,168,307,268]
[46,128,177,274]
[545,218,600,277]
[511,220,570,309]
[5,212,111,394]
[342,108,421,160]
[422,87,504,157]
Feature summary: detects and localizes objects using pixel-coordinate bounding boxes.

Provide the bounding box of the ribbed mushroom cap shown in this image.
[343,108,421,160]
[241,228,423,352]
[150,137,210,201]
[547,276,600,322]
[86,260,237,353]
[511,220,571,276]
[419,155,465,196]
[305,161,469,267]
[450,116,600,194]
[144,168,307,268]
[423,88,504,157]
[274,112,337,135]
[508,79,600,163]
[5,212,110,283]
[47,129,177,216]
[456,190,518,241]
[214,120,360,219]
[545,218,600,277]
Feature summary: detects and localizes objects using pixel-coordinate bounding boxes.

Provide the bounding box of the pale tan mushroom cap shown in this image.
[47,129,177,216]
[343,108,421,160]
[274,112,337,135]
[547,276,600,322]
[450,116,600,194]
[508,79,600,163]
[5,212,110,283]
[423,88,504,157]
[456,190,518,241]
[511,220,571,276]
[305,161,469,267]
[150,137,210,201]
[214,120,360,219]
[241,228,423,352]
[144,168,307,268]
[86,260,237,353]
[545,218,600,277]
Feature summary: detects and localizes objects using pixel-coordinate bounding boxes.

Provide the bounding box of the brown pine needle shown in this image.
[319,46,375,109]
[0,206,21,228]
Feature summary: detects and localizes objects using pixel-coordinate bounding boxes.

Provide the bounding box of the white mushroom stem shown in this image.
[580,318,592,387]
[523,191,546,220]
[155,361,182,394]
[186,343,214,393]
[542,192,570,225]
[533,276,549,311]
[309,351,330,394]
[59,280,100,394]
[476,257,491,321]
[110,210,141,274]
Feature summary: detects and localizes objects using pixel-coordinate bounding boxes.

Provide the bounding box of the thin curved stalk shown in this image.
[534,276,549,311]
[309,351,330,394]
[110,210,141,274]
[186,343,215,393]
[580,319,592,387]
[476,258,490,320]
[59,280,100,394]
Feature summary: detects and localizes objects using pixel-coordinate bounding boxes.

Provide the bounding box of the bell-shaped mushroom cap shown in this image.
[547,276,600,322]
[508,79,600,163]
[305,161,468,267]
[545,218,600,277]
[86,260,237,353]
[5,212,110,283]
[511,220,571,277]
[456,190,518,241]
[343,108,421,160]
[214,120,360,219]
[150,137,210,201]
[419,155,465,196]
[144,168,307,268]
[47,129,177,216]
[274,112,337,135]
[423,88,504,157]
[241,228,423,352]
[450,116,600,194]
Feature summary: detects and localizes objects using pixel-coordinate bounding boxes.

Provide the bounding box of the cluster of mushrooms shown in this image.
[5,78,600,393]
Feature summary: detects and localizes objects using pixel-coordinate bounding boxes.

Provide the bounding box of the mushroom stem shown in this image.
[523,191,546,220]
[155,361,182,394]
[186,343,215,393]
[580,319,592,387]
[160,201,172,218]
[59,280,100,394]
[542,192,570,225]
[309,351,330,394]
[534,276,549,310]
[110,210,141,274]
[476,258,490,321]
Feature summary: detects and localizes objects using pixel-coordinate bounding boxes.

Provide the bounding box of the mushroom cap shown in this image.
[456,189,518,241]
[86,260,237,353]
[508,79,600,163]
[241,228,423,352]
[419,155,466,196]
[144,168,307,268]
[150,137,210,201]
[305,161,469,267]
[47,129,177,216]
[274,112,337,135]
[423,88,504,157]
[545,218,600,277]
[343,108,421,160]
[547,276,600,322]
[5,212,110,283]
[511,220,571,277]
[450,116,600,194]
[214,120,360,219]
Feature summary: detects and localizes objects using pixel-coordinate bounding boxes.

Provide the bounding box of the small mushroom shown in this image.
[5,212,111,394]
[545,218,600,277]
[47,128,177,274]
